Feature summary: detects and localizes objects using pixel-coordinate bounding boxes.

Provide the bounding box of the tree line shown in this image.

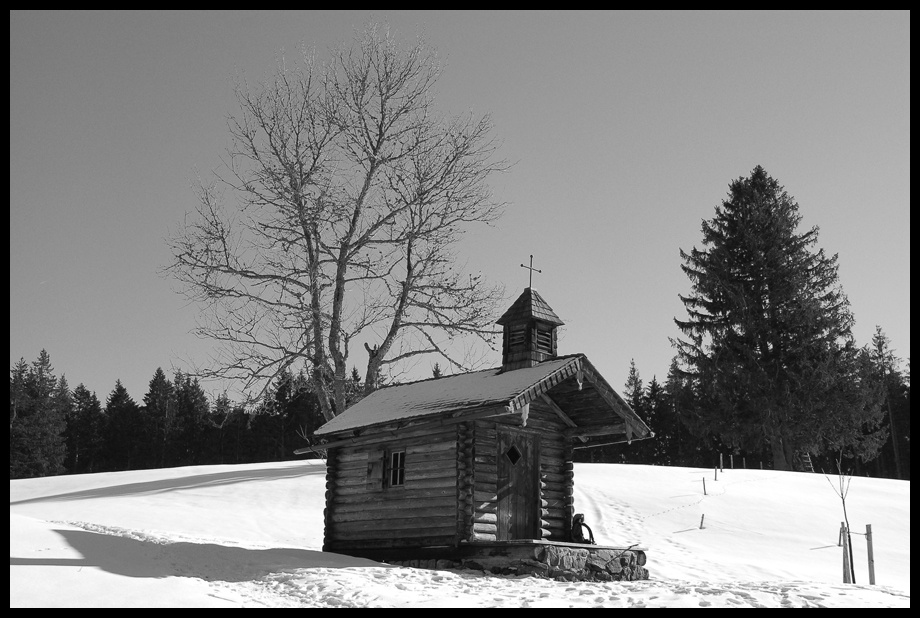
[10,350,340,479]
[576,345,909,480]
[12,335,908,481]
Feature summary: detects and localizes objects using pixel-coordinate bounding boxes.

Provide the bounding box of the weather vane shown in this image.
[520,254,542,288]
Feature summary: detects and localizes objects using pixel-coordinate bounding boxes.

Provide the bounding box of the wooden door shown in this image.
[496,428,539,540]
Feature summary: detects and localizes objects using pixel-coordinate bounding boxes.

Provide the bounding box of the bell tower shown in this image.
[496,287,564,372]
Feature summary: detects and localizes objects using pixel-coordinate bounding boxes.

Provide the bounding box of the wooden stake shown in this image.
[720,453,723,471]
[841,523,852,583]
[714,467,718,481]
[703,477,707,495]
[730,454,734,469]
[700,514,705,529]
[866,524,876,585]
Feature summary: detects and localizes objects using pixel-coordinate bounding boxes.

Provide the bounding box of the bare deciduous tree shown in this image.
[168,24,507,421]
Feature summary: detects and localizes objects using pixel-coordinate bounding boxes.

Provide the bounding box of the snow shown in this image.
[315,357,580,435]
[10,460,910,607]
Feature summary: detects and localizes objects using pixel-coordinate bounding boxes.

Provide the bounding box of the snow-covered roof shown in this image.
[315,356,582,436]
[314,354,647,438]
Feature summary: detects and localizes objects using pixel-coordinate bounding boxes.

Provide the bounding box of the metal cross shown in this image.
[520,254,542,288]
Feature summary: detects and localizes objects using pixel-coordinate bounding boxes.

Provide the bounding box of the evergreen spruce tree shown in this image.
[868,327,906,479]
[171,372,210,466]
[143,368,176,468]
[675,166,884,470]
[622,360,650,463]
[104,380,143,471]
[65,384,105,474]
[209,393,250,464]
[9,351,67,478]
[644,376,667,465]
[51,375,73,470]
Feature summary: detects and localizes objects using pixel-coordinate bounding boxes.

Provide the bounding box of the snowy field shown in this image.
[10,460,910,607]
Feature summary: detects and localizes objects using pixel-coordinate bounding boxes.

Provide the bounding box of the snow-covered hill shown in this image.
[10,460,910,607]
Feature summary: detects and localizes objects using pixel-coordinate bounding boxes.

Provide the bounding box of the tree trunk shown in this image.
[771,436,789,471]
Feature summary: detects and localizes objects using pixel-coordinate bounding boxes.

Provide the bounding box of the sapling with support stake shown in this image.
[826,453,856,583]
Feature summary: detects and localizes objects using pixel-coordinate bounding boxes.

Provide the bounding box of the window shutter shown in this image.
[366,449,384,491]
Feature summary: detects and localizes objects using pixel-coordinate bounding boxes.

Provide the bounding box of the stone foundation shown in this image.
[387,541,648,582]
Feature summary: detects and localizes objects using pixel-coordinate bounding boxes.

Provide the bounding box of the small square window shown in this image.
[505,444,522,466]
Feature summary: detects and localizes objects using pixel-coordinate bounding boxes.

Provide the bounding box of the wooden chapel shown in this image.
[297,287,650,562]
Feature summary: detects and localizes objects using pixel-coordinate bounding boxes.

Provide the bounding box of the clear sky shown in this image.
[10,11,910,402]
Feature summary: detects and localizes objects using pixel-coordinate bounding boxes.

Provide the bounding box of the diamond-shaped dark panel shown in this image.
[505,444,522,466]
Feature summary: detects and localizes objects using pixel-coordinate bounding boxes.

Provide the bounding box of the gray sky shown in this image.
[10,11,910,401]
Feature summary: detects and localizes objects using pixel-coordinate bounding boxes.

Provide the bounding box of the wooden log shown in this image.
[540,446,566,460]
[406,440,457,455]
[335,451,370,464]
[324,448,337,544]
[330,525,458,541]
[404,450,457,465]
[469,532,497,543]
[475,471,498,485]
[405,458,457,472]
[333,516,458,534]
[539,453,566,467]
[474,502,498,514]
[472,522,498,534]
[332,475,369,487]
[473,490,498,504]
[475,424,498,437]
[326,536,457,551]
[335,485,456,499]
[334,463,370,477]
[332,496,455,513]
[405,468,457,483]
[404,477,457,491]
[542,480,566,494]
[332,506,457,524]
[335,459,369,473]
[540,470,567,484]
[472,512,498,524]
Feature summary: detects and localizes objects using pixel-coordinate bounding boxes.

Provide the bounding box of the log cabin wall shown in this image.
[324,424,459,553]
[471,420,498,542]
[457,422,475,544]
[470,400,572,543]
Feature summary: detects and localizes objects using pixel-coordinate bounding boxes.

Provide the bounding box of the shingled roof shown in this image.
[495,288,564,326]
[312,354,649,440]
